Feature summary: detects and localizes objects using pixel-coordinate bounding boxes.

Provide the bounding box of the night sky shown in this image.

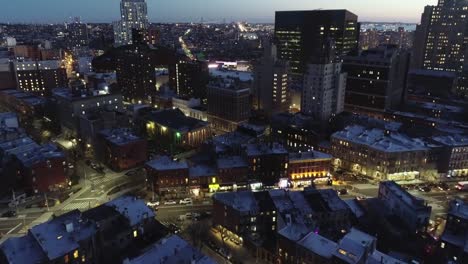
[2,0,438,23]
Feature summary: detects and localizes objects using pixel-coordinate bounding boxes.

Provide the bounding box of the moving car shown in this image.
[179,198,193,205]
[164,200,177,205]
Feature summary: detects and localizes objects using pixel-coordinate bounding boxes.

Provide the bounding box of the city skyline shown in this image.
[1,0,437,24]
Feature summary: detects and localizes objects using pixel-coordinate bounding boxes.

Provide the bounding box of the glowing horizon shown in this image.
[0,0,438,24]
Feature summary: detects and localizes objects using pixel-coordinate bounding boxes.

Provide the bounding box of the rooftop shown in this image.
[333,228,376,264]
[0,234,46,264]
[216,156,248,169]
[14,60,63,71]
[379,181,429,211]
[298,232,337,259]
[289,150,332,162]
[332,125,429,153]
[146,109,208,133]
[0,137,64,167]
[52,87,115,101]
[432,134,468,147]
[146,156,189,171]
[100,128,143,146]
[125,235,216,264]
[213,191,259,213]
[189,164,217,178]
[106,196,155,226]
[447,199,468,220]
[278,223,310,242]
[0,112,18,129]
[30,210,97,260]
[244,143,288,156]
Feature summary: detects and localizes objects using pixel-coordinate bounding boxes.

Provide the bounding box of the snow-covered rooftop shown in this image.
[216,156,248,169]
[100,128,142,146]
[213,191,259,213]
[432,134,468,147]
[30,210,97,260]
[380,181,428,211]
[333,228,376,264]
[189,164,217,178]
[146,156,189,171]
[298,232,337,258]
[244,143,288,156]
[106,196,155,226]
[289,150,332,162]
[125,235,216,264]
[278,223,310,242]
[332,125,429,153]
[0,234,46,264]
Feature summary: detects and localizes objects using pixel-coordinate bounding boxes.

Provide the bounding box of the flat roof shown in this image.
[146,156,189,171]
[30,210,97,260]
[332,125,429,153]
[125,235,216,264]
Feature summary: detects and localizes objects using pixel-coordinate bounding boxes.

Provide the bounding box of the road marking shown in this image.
[6,223,22,235]
[75,198,99,201]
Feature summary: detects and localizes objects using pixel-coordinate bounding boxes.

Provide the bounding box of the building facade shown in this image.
[301,61,346,121]
[14,61,67,96]
[207,78,251,132]
[343,44,410,114]
[331,125,431,181]
[274,10,359,85]
[378,181,432,233]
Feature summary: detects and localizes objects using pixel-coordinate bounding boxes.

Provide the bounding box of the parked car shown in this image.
[419,186,431,193]
[147,201,160,207]
[438,182,450,191]
[164,200,177,205]
[167,223,180,234]
[338,189,348,195]
[179,198,193,205]
[1,210,17,218]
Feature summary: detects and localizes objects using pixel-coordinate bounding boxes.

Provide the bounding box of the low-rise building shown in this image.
[145,156,190,198]
[331,125,431,181]
[270,112,320,152]
[0,137,67,194]
[213,188,353,263]
[123,235,216,264]
[244,143,289,186]
[378,181,431,233]
[0,89,46,130]
[141,108,210,151]
[279,228,406,264]
[98,128,147,172]
[288,151,332,187]
[432,135,468,178]
[0,196,161,264]
[439,199,468,263]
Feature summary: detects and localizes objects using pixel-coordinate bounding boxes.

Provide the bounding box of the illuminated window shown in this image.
[73,250,79,259]
[133,230,138,238]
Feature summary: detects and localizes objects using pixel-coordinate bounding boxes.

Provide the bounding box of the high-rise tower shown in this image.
[113,0,149,47]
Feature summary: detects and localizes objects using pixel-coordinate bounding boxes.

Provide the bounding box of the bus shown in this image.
[455,181,468,191]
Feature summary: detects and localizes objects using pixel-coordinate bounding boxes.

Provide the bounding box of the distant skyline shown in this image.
[1,0,438,24]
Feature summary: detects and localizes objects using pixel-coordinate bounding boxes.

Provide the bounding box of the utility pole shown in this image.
[44,193,49,211]
[12,190,18,214]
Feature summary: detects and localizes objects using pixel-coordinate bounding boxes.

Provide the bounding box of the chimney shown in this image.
[286,214,292,226]
[65,222,74,233]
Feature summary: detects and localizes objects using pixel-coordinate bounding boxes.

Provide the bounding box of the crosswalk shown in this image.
[62,201,97,211]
